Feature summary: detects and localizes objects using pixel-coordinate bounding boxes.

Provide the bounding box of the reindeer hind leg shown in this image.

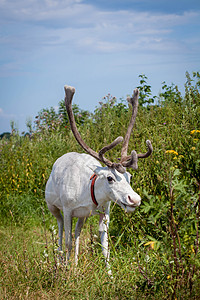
[47,204,64,252]
[75,217,86,265]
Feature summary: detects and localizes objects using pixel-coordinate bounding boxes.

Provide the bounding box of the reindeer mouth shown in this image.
[117,200,138,212]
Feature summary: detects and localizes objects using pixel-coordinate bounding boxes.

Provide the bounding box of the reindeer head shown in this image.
[64,85,153,175]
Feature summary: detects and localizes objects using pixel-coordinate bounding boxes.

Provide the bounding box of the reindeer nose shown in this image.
[128,195,141,206]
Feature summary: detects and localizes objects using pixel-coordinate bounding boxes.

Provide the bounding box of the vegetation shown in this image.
[0,72,200,299]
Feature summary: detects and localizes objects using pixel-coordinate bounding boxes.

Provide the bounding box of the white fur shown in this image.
[45,152,141,270]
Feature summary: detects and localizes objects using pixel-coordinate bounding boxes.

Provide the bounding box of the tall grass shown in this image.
[0,72,200,298]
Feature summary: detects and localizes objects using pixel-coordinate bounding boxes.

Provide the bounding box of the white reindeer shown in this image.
[45,86,153,272]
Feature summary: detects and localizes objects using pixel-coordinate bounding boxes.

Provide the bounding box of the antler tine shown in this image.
[137,140,153,158]
[122,140,153,167]
[99,136,123,160]
[121,150,138,170]
[64,85,126,172]
[120,88,139,161]
[99,137,126,173]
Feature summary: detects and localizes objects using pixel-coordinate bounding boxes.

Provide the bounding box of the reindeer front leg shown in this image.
[99,202,112,275]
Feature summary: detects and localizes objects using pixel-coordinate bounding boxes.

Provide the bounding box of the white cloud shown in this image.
[0,0,199,70]
[1,0,198,28]
[0,0,92,23]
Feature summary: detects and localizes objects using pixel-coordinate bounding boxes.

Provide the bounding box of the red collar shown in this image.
[90,174,98,206]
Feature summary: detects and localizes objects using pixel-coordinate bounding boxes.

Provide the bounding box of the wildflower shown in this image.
[191,147,196,151]
[191,245,195,253]
[165,150,178,155]
[167,275,171,280]
[190,130,200,134]
[144,241,155,249]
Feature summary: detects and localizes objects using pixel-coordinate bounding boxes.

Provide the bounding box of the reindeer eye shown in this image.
[107,176,114,183]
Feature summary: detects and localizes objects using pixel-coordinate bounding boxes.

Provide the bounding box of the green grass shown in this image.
[1,217,199,299]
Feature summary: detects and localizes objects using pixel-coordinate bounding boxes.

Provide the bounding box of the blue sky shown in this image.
[0,0,200,133]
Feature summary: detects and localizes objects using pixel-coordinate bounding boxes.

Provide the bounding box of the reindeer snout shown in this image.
[128,195,141,207]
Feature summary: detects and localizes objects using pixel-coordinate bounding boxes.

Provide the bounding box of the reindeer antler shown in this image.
[64,85,153,173]
[64,86,126,173]
[120,89,153,170]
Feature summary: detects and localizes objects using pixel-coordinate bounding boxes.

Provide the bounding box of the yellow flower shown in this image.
[191,147,196,151]
[167,275,171,280]
[165,150,178,155]
[191,129,200,134]
[144,241,155,249]
[191,245,195,253]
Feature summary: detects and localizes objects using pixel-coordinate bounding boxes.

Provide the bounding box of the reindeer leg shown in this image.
[99,202,112,275]
[63,208,72,263]
[75,217,86,265]
[47,204,63,251]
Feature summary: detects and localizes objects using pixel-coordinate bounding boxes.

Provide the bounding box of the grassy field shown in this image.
[0,72,200,299]
[0,220,160,299]
[1,217,200,299]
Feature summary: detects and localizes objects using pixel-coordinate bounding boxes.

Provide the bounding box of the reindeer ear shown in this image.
[89,165,110,179]
[94,167,104,176]
[87,165,103,174]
